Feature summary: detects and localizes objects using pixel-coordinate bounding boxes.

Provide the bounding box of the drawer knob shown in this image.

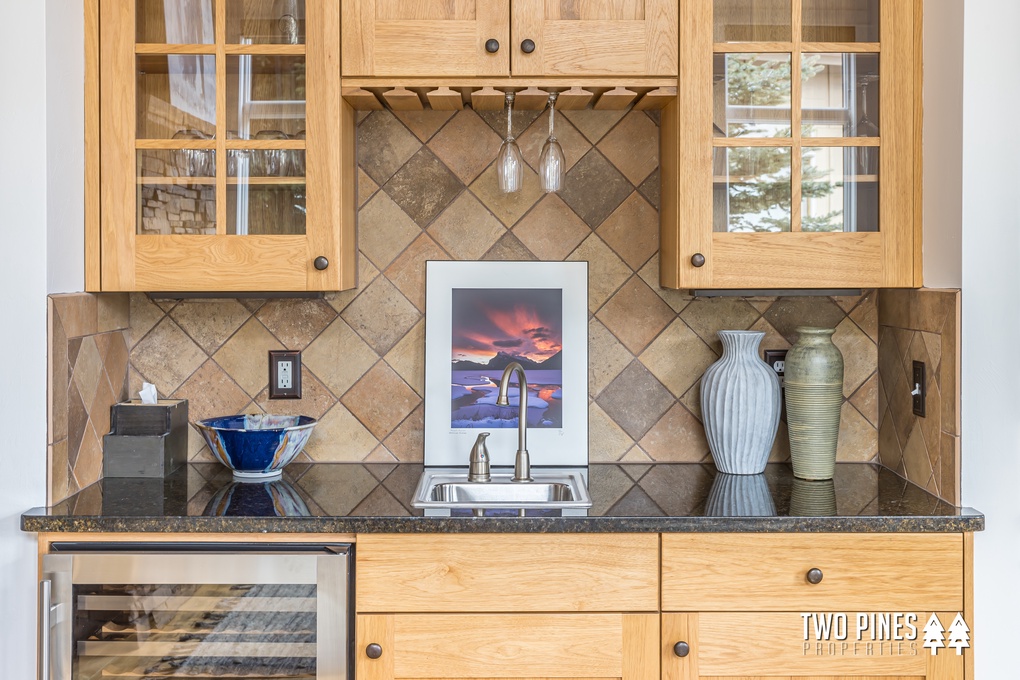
[673,641,690,657]
[806,568,824,584]
[485,38,500,53]
[313,256,329,271]
[691,253,706,268]
[521,39,536,54]
[366,643,383,659]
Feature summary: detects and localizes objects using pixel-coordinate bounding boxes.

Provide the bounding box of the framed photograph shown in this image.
[424,261,588,468]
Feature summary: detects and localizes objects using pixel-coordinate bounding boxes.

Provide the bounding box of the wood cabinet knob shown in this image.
[691,253,706,268]
[313,256,329,271]
[806,568,824,584]
[673,641,690,657]
[366,643,383,659]
[521,39,536,54]
[485,38,500,53]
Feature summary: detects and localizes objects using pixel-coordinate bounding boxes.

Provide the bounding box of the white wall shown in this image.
[960,0,1020,676]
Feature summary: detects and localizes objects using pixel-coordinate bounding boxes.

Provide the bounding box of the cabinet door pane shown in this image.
[137,0,216,43]
[137,55,217,139]
[138,150,217,235]
[714,0,791,42]
[803,0,880,42]
[227,55,306,138]
[714,54,792,138]
[713,147,792,232]
[802,53,880,138]
[227,149,306,235]
[227,0,305,44]
[802,147,879,233]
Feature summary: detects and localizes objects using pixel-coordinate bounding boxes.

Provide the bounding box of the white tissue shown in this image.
[139,382,158,405]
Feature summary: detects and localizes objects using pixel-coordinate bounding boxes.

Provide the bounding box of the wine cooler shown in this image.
[40,543,351,680]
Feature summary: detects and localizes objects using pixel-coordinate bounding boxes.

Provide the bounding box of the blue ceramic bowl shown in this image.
[203,479,311,517]
[196,414,317,479]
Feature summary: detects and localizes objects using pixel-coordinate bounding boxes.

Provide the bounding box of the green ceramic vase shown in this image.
[785,327,844,480]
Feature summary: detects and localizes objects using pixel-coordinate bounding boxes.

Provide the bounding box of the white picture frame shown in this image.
[424,261,588,468]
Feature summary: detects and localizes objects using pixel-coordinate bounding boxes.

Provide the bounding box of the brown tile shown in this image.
[832,291,865,313]
[914,289,952,334]
[239,298,266,314]
[130,318,207,397]
[596,193,658,270]
[97,293,130,332]
[608,484,667,516]
[850,372,880,427]
[358,192,422,270]
[325,254,381,314]
[188,424,214,461]
[560,150,634,228]
[640,319,718,399]
[637,167,661,210]
[637,254,693,314]
[639,404,710,462]
[52,293,98,338]
[832,317,877,397]
[303,318,379,398]
[211,318,284,398]
[72,336,104,407]
[849,291,879,342]
[900,422,932,487]
[680,380,703,422]
[836,401,878,462]
[127,367,146,404]
[168,299,251,354]
[385,233,450,312]
[470,162,544,227]
[518,110,591,174]
[383,403,424,462]
[560,108,628,144]
[919,374,943,469]
[878,411,902,471]
[172,359,251,423]
[748,317,790,359]
[588,464,639,515]
[255,298,337,350]
[152,298,178,313]
[49,308,68,443]
[73,422,103,489]
[512,194,590,261]
[357,167,379,207]
[303,405,378,462]
[104,332,130,400]
[764,296,847,344]
[89,372,117,438]
[878,288,910,327]
[639,465,715,515]
[477,107,542,140]
[921,331,942,373]
[878,327,914,451]
[482,231,538,261]
[567,234,632,312]
[747,297,778,314]
[597,111,659,186]
[427,109,503,184]
[588,318,633,398]
[385,320,425,397]
[588,402,635,462]
[620,447,653,463]
[428,192,506,260]
[393,109,456,142]
[128,293,167,348]
[357,110,423,185]
[596,276,675,354]
[67,384,88,467]
[596,360,674,440]
[254,367,336,420]
[383,148,464,228]
[768,419,791,462]
[680,298,761,355]
[342,362,421,440]
[49,440,70,504]
[902,329,931,386]
[341,276,421,355]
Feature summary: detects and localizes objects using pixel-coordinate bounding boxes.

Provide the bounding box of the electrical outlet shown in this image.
[912,360,926,417]
[764,349,788,388]
[269,350,302,399]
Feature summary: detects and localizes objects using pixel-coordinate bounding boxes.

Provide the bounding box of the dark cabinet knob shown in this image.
[673,641,690,658]
[313,256,329,271]
[806,568,824,584]
[691,253,706,268]
[366,643,382,659]
[521,39,536,53]
[485,38,500,53]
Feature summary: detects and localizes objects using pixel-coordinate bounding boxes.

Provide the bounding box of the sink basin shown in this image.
[411,468,592,510]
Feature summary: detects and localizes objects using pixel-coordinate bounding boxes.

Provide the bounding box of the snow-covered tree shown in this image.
[923,613,946,656]
[947,613,971,655]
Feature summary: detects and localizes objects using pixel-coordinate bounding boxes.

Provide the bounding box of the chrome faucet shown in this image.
[495,362,533,482]
[468,432,491,482]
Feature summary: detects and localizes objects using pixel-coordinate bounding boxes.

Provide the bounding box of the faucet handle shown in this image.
[469,432,491,483]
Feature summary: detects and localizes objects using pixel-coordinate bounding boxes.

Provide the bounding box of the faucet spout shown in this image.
[495,362,532,482]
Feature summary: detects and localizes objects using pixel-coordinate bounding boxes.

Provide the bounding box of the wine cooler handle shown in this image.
[38,580,51,680]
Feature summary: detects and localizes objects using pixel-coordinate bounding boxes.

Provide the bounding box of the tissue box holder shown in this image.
[103,399,188,478]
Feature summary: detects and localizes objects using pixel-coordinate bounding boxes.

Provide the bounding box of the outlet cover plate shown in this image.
[764,349,788,388]
[269,350,302,399]
[912,360,926,417]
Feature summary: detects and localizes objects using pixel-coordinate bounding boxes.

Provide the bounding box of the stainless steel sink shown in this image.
[411,468,592,510]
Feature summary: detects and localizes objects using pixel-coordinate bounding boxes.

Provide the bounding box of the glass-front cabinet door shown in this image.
[662,0,919,289]
[98,0,355,291]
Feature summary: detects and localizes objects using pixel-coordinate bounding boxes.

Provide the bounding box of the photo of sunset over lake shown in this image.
[450,288,563,429]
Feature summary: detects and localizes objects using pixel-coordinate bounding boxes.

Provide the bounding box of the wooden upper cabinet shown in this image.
[661,0,922,289]
[341,0,511,77]
[512,0,678,76]
[94,0,356,292]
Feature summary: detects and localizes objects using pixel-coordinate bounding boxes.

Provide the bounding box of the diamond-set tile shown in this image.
[483,231,538,261]
[588,318,633,398]
[470,162,544,227]
[832,316,877,397]
[254,367,335,420]
[303,405,379,463]
[561,108,628,144]
[384,320,425,397]
[588,402,635,462]
[358,190,422,271]
[596,276,675,355]
[357,110,423,185]
[597,361,674,440]
[764,296,847,344]
[394,109,457,143]
[212,318,284,398]
[518,110,591,174]
[513,194,590,261]
[428,109,503,184]
[385,233,450,312]
[560,150,633,228]
[680,298,761,355]
[170,299,251,354]
[342,362,421,441]
[172,359,250,423]
[428,192,506,260]
[341,277,421,355]
[567,234,631,312]
[303,318,379,398]
[596,193,659,270]
[639,404,711,463]
[597,111,659,186]
[383,148,464,227]
[640,319,718,399]
[256,298,337,350]
[383,403,425,462]
[131,318,207,396]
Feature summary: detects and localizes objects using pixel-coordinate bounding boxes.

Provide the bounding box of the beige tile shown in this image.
[518,110,591,174]
[256,298,337,350]
[620,446,654,463]
[918,373,943,469]
[67,382,88,466]
[596,193,658,270]
[128,293,166,348]
[49,308,68,443]
[303,404,379,462]
[637,254,692,314]
[640,319,718,399]
[428,192,506,260]
[357,192,422,270]
[588,464,639,515]
[878,411,902,471]
[53,293,98,338]
[680,298,761,355]
[254,367,336,420]
[188,424,214,461]
[357,167,379,207]
[849,291,878,342]
[393,109,456,143]
[385,320,425,397]
[73,422,103,489]
[921,331,943,373]
[385,233,450,312]
[832,317,877,397]
[88,371,117,438]
[849,372,880,427]
[639,404,710,462]
[512,194,590,261]
[357,110,423,185]
[304,318,378,398]
[768,420,791,462]
[748,317,790,358]
[902,328,931,386]
[427,109,503,184]
[172,359,251,423]
[211,318,284,398]
[901,422,932,487]
[680,380,702,421]
[597,111,659,185]
[342,362,421,440]
[482,231,538,261]
[747,297,778,314]
[72,336,105,407]
[588,402,635,462]
[383,403,424,462]
[588,318,633,398]
[914,289,953,334]
[561,108,628,144]
[341,276,421,355]
[97,293,130,332]
[832,291,865,313]
[566,234,632,313]
[877,326,913,450]
[325,254,381,314]
[239,298,266,313]
[103,332,130,401]
[469,162,544,227]
[382,148,465,227]
[764,296,847,344]
[365,446,398,464]
[878,288,911,327]
[596,276,675,355]
[836,401,878,462]
[170,299,252,354]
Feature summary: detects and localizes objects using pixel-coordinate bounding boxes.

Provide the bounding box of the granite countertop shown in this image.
[22,462,983,533]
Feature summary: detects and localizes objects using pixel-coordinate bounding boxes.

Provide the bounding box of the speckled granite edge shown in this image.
[20,512,984,534]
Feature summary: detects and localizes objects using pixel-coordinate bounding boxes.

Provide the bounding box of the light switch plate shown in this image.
[912,360,926,417]
[269,350,302,399]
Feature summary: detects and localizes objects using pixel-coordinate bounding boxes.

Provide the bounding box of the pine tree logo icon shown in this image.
[923,613,946,656]
[948,613,971,654]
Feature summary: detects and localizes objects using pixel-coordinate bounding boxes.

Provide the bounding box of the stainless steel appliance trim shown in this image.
[38,580,50,680]
[69,553,318,585]
[42,554,72,680]
[317,551,349,680]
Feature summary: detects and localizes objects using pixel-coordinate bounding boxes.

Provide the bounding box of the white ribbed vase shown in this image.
[701,331,782,475]
[705,473,776,517]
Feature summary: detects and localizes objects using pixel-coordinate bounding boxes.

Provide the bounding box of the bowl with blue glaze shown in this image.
[196,414,317,480]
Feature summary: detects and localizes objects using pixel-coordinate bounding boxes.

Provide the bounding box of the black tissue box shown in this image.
[102,399,188,477]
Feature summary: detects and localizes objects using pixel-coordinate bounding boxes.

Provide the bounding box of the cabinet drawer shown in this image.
[356,534,659,612]
[662,533,963,611]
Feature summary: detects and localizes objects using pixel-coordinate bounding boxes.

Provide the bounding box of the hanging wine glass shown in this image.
[855,74,880,175]
[496,92,523,193]
[539,93,565,193]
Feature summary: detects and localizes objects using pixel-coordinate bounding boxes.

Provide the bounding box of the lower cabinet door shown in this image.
[662,613,966,680]
[357,613,658,680]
